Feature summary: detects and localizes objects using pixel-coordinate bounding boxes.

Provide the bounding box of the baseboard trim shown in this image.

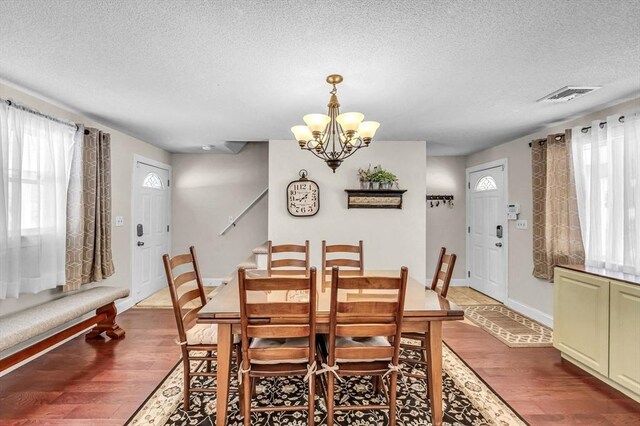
[505,298,553,328]
[203,278,226,287]
[116,295,137,313]
[450,279,468,287]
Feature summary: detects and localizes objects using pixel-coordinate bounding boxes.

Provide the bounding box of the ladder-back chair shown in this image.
[319,266,408,426]
[267,240,310,275]
[238,267,317,426]
[162,246,239,410]
[321,240,364,291]
[400,247,456,378]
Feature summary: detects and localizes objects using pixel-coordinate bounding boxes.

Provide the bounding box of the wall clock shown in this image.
[287,169,319,217]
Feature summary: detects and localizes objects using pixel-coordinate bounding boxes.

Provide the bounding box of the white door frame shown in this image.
[465,158,509,302]
[131,154,172,303]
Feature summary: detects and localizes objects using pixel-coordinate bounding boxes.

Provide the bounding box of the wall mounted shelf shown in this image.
[345,189,407,209]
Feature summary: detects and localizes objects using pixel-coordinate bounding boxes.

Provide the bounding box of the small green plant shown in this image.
[368,165,397,183]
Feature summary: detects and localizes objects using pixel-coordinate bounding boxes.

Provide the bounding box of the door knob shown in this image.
[137,241,145,246]
[495,242,503,247]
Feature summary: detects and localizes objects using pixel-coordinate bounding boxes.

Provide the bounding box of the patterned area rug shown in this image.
[463,305,553,347]
[126,342,527,425]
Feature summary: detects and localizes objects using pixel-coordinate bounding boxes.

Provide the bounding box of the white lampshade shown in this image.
[357,121,380,138]
[303,114,331,132]
[336,112,364,132]
[291,125,312,141]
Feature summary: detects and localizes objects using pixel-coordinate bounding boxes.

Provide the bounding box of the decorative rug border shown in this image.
[125,358,182,424]
[444,341,530,426]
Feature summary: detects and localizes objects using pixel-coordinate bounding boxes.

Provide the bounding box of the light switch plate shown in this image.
[115,216,124,227]
[516,219,528,230]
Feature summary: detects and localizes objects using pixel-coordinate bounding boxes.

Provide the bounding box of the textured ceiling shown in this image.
[1,0,639,155]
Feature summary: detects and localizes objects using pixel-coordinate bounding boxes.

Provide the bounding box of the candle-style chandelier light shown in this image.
[291,74,380,172]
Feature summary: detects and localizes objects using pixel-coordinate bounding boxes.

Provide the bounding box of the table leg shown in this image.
[216,323,233,426]
[426,320,443,426]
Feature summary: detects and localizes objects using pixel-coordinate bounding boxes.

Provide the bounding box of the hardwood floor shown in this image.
[444,321,640,425]
[1,307,638,425]
[0,309,181,426]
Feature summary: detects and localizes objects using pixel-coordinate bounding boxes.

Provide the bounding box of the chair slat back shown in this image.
[430,247,457,297]
[239,267,317,364]
[267,240,310,274]
[162,246,208,342]
[327,266,408,364]
[322,240,364,274]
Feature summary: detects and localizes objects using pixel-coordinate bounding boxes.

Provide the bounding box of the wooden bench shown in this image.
[0,286,129,372]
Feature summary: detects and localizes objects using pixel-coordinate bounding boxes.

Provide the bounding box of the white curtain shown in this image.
[0,102,79,299]
[572,112,640,275]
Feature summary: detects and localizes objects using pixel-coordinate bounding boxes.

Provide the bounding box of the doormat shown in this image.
[463,304,553,347]
[447,287,502,306]
[136,283,219,309]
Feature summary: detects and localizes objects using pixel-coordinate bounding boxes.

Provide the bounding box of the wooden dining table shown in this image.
[197,269,464,426]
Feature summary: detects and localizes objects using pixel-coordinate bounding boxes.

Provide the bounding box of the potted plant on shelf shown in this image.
[368,165,398,190]
[357,165,372,189]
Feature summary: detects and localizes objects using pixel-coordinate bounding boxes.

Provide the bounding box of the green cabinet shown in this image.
[554,267,640,402]
[554,268,610,375]
[609,280,640,395]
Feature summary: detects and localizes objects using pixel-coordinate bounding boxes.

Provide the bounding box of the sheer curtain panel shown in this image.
[572,112,640,275]
[0,103,78,299]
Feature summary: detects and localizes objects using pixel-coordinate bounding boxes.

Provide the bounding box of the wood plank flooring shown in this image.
[1,307,638,425]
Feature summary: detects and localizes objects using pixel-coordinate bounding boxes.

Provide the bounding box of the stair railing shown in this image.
[219,187,268,236]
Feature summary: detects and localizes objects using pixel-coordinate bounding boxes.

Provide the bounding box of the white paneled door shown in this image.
[467,163,507,302]
[133,160,171,302]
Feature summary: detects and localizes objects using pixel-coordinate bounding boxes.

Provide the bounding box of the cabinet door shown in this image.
[554,268,609,375]
[610,280,640,394]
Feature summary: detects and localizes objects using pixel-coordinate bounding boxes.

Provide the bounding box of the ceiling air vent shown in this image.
[537,86,601,103]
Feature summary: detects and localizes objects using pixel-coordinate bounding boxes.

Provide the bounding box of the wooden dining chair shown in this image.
[318,266,408,426]
[162,246,240,410]
[400,247,456,378]
[238,267,317,426]
[321,240,364,291]
[267,240,310,275]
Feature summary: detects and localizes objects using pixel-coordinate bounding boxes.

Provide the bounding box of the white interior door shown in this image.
[133,161,170,302]
[467,164,507,302]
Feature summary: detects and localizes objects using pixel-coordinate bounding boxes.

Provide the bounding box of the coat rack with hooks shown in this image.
[426,195,454,208]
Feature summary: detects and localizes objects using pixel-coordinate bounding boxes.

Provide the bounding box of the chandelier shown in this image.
[291,74,380,172]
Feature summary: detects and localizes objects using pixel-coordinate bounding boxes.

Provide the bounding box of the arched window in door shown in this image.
[474,175,497,192]
[142,172,164,190]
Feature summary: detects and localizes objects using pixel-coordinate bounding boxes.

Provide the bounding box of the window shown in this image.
[474,176,497,192]
[142,172,164,189]
[572,113,640,275]
[1,104,78,298]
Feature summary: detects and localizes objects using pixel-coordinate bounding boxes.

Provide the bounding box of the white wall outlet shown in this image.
[115,216,124,227]
[516,219,528,230]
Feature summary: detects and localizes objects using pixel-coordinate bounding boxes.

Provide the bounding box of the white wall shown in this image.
[426,156,467,280]
[0,81,171,316]
[466,96,640,327]
[171,144,268,278]
[268,140,427,282]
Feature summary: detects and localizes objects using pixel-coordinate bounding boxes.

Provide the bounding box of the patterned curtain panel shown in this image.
[64,127,115,291]
[532,131,585,280]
